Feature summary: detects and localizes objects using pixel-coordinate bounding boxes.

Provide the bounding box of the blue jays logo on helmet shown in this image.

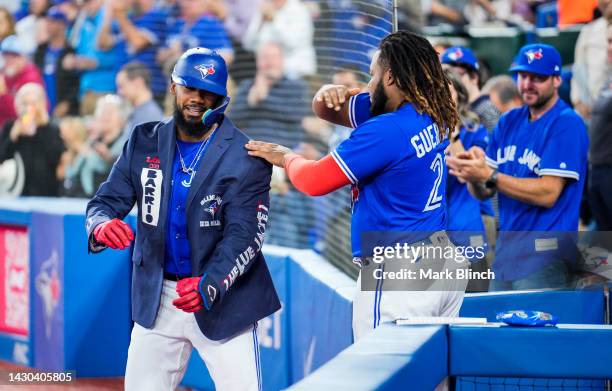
[195,64,216,79]
[172,47,228,97]
[172,47,231,126]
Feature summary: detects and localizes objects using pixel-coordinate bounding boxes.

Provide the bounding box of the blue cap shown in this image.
[441,46,479,72]
[509,43,562,76]
[47,6,69,24]
[0,35,27,56]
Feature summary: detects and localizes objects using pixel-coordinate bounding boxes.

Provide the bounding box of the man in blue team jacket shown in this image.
[85,47,280,391]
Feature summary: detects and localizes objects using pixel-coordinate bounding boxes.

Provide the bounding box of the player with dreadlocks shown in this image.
[246,30,466,340]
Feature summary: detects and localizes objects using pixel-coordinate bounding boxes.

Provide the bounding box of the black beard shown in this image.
[173,101,211,138]
[370,81,388,116]
[529,90,554,111]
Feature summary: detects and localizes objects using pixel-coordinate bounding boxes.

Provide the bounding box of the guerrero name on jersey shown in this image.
[334,93,449,256]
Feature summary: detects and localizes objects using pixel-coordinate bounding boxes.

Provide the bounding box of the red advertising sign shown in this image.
[0,225,29,336]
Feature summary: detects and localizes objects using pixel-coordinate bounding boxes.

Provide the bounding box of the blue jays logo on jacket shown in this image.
[85,116,280,341]
[200,194,222,227]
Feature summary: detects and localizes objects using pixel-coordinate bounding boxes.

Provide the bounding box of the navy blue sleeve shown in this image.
[85,128,138,251]
[202,156,272,304]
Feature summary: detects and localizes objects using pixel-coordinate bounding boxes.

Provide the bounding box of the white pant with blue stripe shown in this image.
[352,231,468,342]
[125,279,261,391]
[352,275,466,341]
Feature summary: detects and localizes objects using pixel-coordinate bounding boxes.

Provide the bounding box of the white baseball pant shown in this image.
[124,279,262,391]
[352,233,468,341]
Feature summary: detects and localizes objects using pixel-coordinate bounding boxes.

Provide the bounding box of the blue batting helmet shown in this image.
[171,47,228,97]
[172,47,230,127]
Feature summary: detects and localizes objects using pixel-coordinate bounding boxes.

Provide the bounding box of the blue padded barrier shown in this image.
[0,198,133,376]
[286,248,354,383]
[289,324,448,391]
[449,324,612,379]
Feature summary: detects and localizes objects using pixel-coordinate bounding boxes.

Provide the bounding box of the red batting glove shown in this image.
[173,277,204,313]
[93,219,134,250]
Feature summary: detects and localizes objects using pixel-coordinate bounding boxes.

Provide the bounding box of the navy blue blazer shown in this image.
[86,116,281,341]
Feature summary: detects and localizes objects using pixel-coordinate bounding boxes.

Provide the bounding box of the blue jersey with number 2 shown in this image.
[332,93,448,256]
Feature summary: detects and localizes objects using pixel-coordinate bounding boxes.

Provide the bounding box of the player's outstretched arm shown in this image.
[312,84,360,128]
[245,140,351,196]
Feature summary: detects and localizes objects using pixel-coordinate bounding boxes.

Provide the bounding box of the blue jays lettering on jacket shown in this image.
[85,116,281,341]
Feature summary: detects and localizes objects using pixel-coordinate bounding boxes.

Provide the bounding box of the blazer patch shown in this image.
[200,194,223,227]
[141,168,163,226]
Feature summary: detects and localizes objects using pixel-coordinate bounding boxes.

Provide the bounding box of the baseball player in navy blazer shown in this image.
[86,48,280,391]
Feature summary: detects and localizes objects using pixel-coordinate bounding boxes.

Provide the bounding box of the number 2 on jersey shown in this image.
[423,153,444,212]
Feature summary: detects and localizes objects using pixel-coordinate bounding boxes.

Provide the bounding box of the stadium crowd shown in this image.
[0,0,610,291]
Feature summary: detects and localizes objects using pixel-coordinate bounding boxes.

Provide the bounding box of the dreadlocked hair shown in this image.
[378,30,459,139]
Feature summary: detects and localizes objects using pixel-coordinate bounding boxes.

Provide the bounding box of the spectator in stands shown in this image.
[64,0,125,115]
[588,21,612,231]
[447,43,588,290]
[426,0,497,28]
[54,0,80,26]
[464,0,514,26]
[483,75,523,114]
[0,35,45,128]
[15,0,50,56]
[0,83,64,196]
[224,0,262,84]
[232,41,313,248]
[66,94,130,196]
[224,0,261,46]
[57,116,88,197]
[0,7,16,43]
[115,61,164,148]
[441,46,501,132]
[97,0,168,104]
[571,0,610,120]
[396,0,426,32]
[89,94,130,165]
[242,0,316,79]
[34,6,80,118]
[232,41,309,147]
[158,0,233,76]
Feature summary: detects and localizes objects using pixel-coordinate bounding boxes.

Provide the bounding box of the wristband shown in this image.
[485,168,499,190]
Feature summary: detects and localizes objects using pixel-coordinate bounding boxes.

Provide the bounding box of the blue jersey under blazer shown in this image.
[85,116,281,341]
